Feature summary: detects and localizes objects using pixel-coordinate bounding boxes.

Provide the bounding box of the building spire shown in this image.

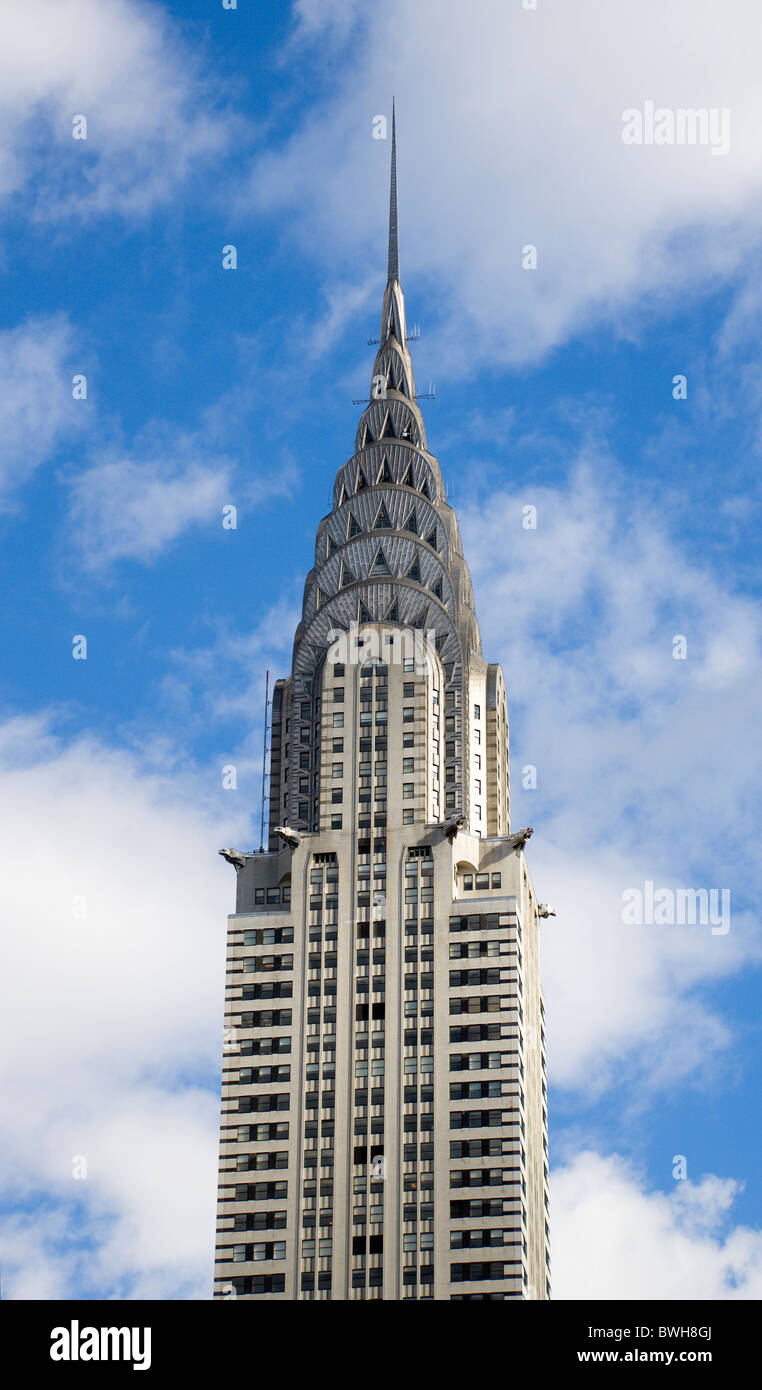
[387,99,399,283]
[372,99,416,405]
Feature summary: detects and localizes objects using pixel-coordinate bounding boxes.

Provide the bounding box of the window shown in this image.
[463,874,473,891]
[332,738,344,752]
[333,713,344,728]
[332,763,343,778]
[475,805,482,819]
[476,873,489,891]
[331,815,342,830]
[333,688,344,702]
[333,663,345,677]
[403,758,415,773]
[402,809,414,825]
[254,1241,286,1261]
[492,873,502,889]
[331,789,343,803]
[403,658,415,673]
[474,704,481,719]
[403,708,415,723]
[474,779,481,794]
[403,682,415,697]
[403,733,414,747]
[403,783,414,798]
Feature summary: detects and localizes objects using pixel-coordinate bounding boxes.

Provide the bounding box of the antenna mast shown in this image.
[259,670,270,852]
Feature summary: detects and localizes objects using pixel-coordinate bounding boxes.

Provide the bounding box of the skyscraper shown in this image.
[214,111,550,1302]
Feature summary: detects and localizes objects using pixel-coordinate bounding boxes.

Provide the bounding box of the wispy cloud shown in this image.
[0,315,83,503]
[459,457,762,1095]
[250,0,762,368]
[0,0,231,220]
[64,452,234,569]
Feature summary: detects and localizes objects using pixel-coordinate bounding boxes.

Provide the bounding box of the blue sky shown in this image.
[1,0,761,1299]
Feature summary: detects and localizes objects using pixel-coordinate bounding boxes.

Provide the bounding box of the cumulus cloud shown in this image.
[0,0,229,218]
[552,1152,762,1299]
[250,0,762,366]
[0,713,250,1298]
[459,460,762,1094]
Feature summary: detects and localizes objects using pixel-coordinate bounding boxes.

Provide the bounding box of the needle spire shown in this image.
[387,98,399,283]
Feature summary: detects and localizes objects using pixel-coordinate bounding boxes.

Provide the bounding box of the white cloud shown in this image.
[0,0,229,218]
[0,713,249,1298]
[0,315,82,501]
[459,460,762,1094]
[290,0,361,44]
[552,1152,762,1299]
[252,0,762,366]
[64,453,233,568]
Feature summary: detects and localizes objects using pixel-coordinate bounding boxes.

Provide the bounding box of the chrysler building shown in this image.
[214,110,550,1301]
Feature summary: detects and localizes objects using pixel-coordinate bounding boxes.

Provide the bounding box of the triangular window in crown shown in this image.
[337,483,347,507]
[432,577,443,601]
[400,462,413,488]
[339,560,355,589]
[425,525,438,551]
[358,598,373,624]
[385,597,400,623]
[422,477,433,499]
[348,513,361,539]
[403,509,418,535]
[406,556,421,583]
[355,466,369,491]
[443,662,454,683]
[435,632,447,652]
[374,501,393,530]
[370,547,391,577]
[379,411,395,440]
[327,533,340,557]
[316,587,329,610]
[377,456,393,484]
[410,607,427,630]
